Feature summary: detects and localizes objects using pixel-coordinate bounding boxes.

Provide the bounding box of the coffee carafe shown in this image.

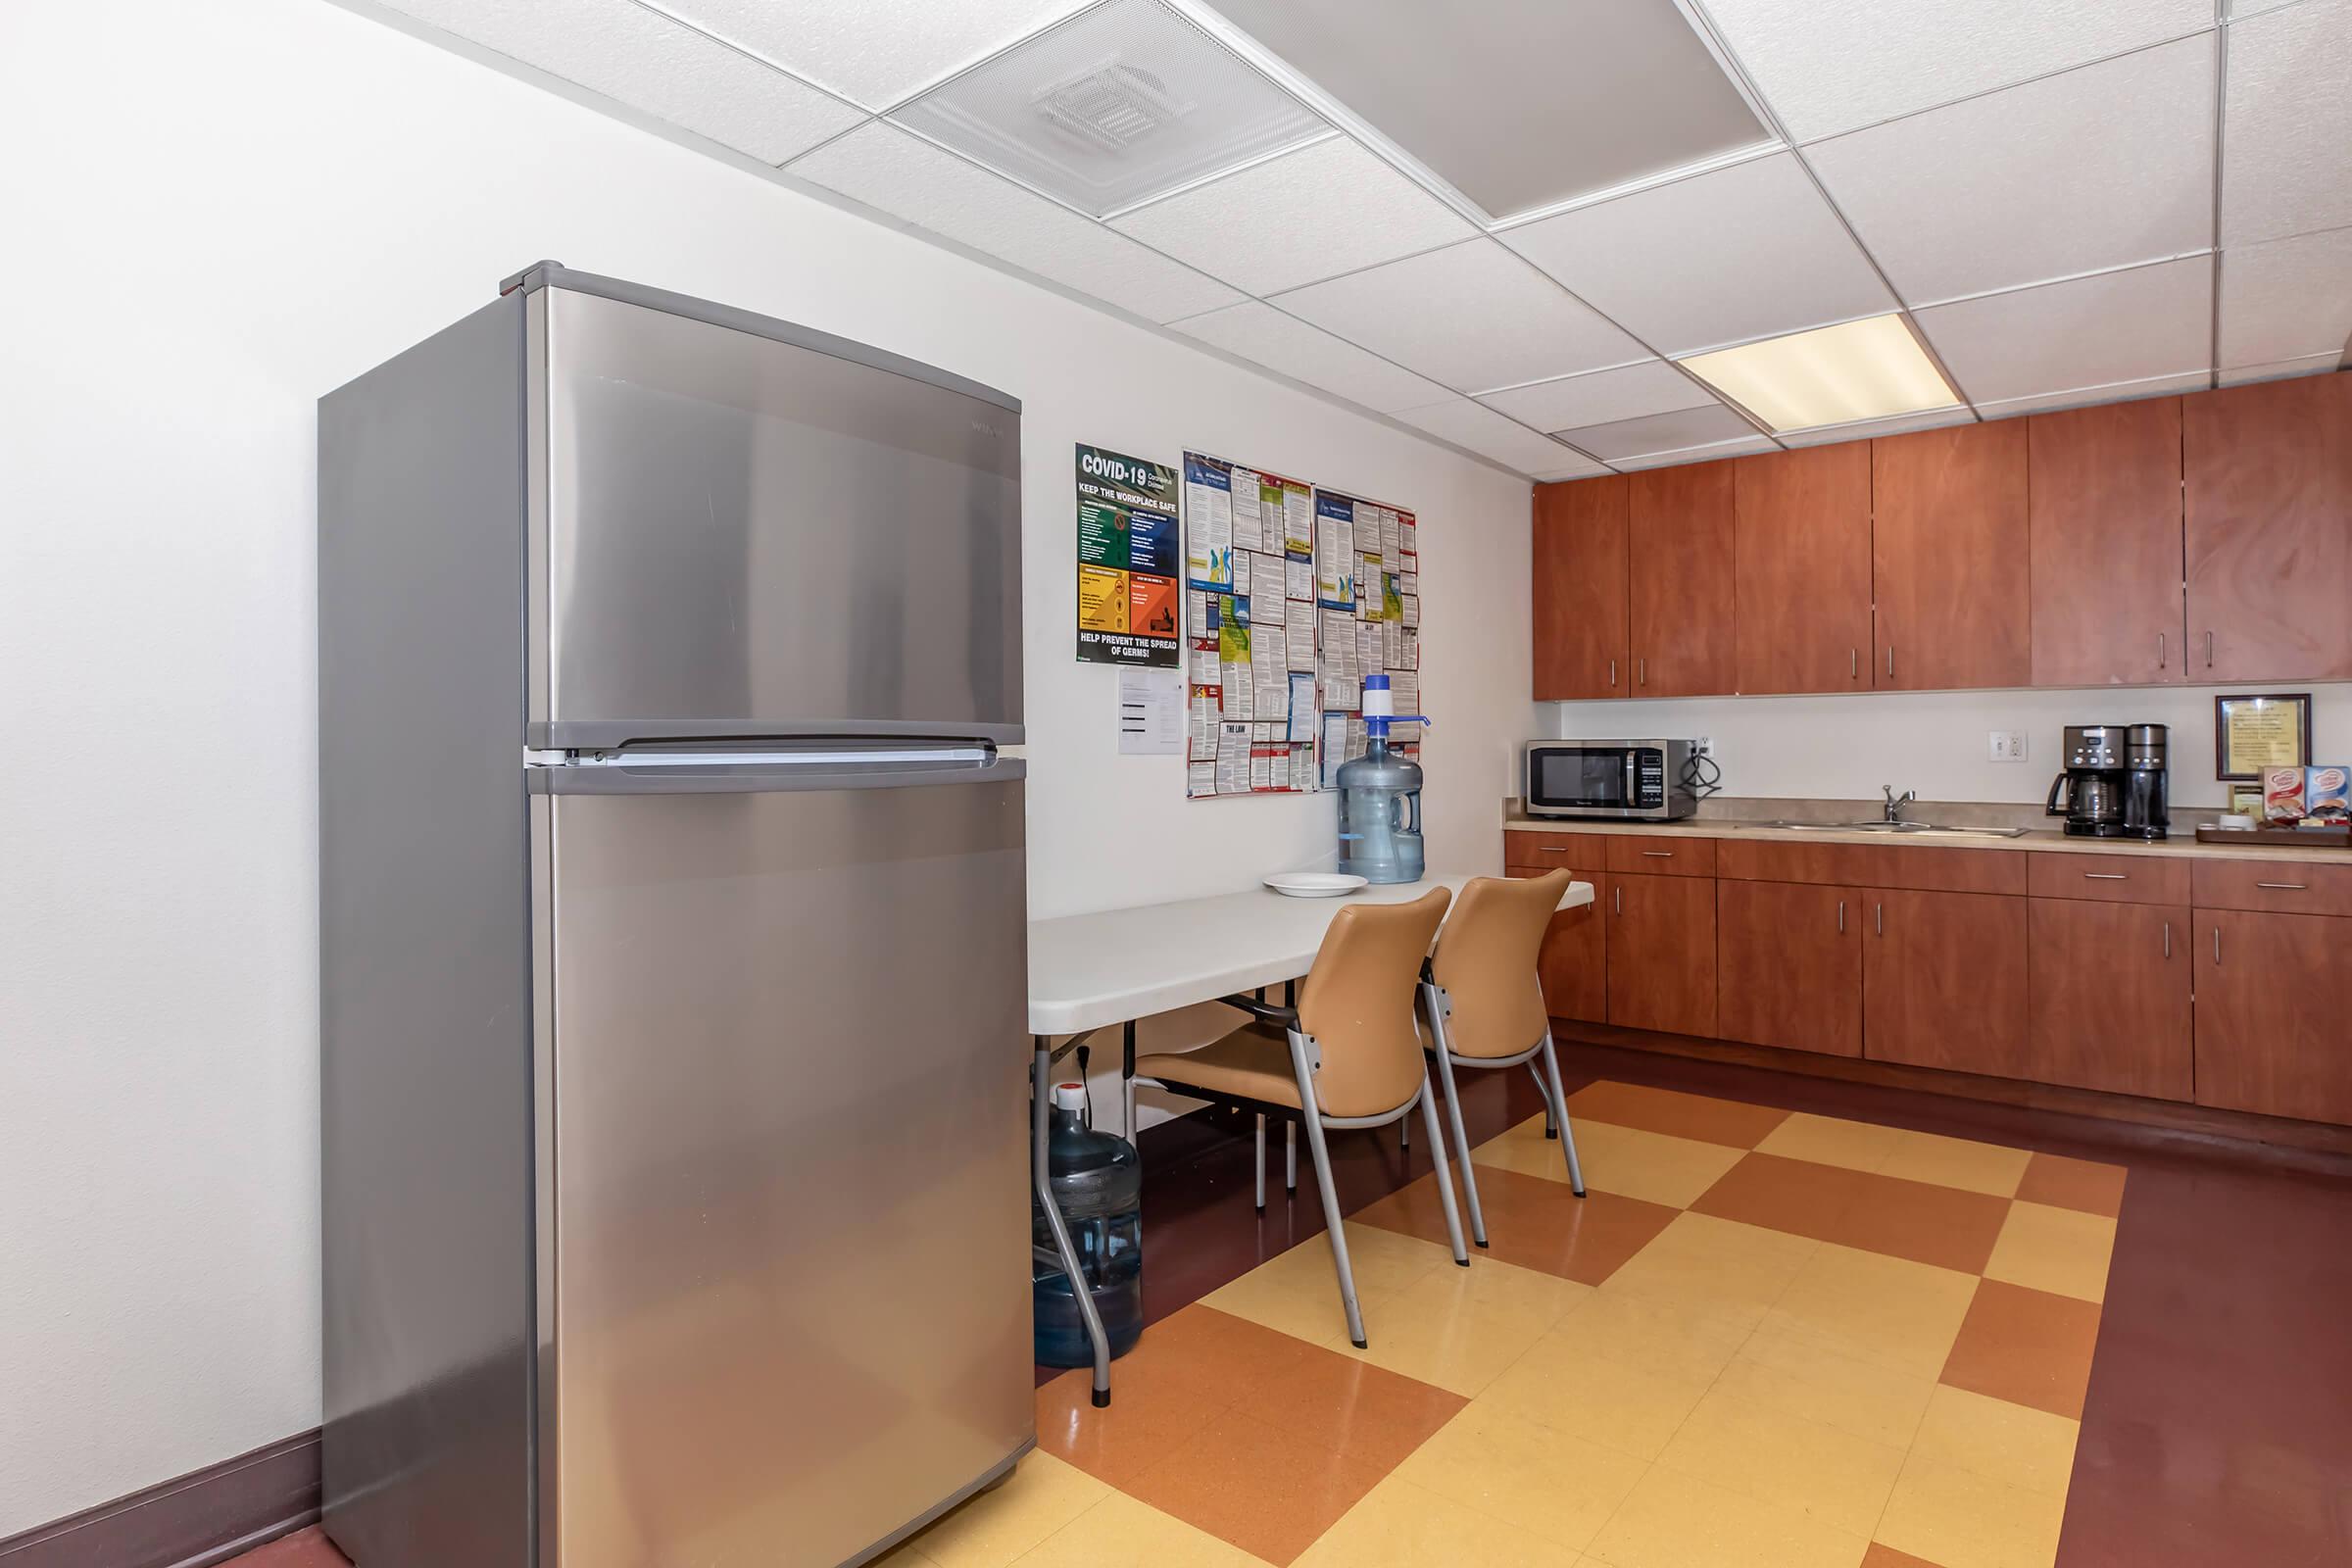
[2046,724,2129,837]
[2122,723,2170,840]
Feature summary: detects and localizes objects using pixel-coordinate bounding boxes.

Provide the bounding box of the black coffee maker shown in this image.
[2047,723,2169,839]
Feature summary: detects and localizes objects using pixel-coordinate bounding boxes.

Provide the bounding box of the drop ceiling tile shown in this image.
[2221,0,2352,244]
[1806,37,2217,306]
[1168,302,1451,412]
[2227,0,2302,15]
[1389,398,1600,477]
[1109,137,1478,297]
[789,122,1244,321]
[1777,406,1979,447]
[1553,403,1763,462]
[378,0,864,164]
[1477,361,1715,431]
[645,0,1093,110]
[1701,0,2217,143]
[2220,354,2346,385]
[1502,152,1896,355]
[2221,225,2352,367]
[1976,369,2214,419]
[1915,256,2214,407]
[1271,240,1646,394]
[1612,435,1781,469]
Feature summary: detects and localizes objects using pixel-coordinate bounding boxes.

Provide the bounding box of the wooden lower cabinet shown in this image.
[1537,871,1608,1024]
[2026,899,2192,1100]
[1863,889,2032,1078]
[1717,879,1861,1056]
[2194,908,2352,1123]
[1607,871,1716,1037]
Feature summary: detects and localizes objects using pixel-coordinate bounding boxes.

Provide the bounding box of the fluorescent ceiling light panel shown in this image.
[1677,315,1959,432]
[890,0,1326,216]
[1201,0,1763,220]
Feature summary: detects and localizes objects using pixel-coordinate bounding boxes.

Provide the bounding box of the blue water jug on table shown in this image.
[1336,674,1430,885]
[1033,1083,1144,1366]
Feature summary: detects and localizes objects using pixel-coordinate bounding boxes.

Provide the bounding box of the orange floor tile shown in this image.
[885,1081,2122,1568]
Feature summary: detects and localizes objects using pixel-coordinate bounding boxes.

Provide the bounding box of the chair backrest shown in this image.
[1295,886,1452,1118]
[1428,871,1570,1060]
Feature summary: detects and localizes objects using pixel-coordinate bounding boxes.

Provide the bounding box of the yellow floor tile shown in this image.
[1876,1130,2032,1198]
[1585,1465,1871,1568]
[1716,1328,1937,1450]
[1753,1112,1905,1174]
[1598,1211,1819,1338]
[1875,1451,2068,1568]
[1907,1385,2080,1501]
[1654,1386,1907,1539]
[1012,1492,1267,1567]
[1760,1244,1981,1381]
[1478,1115,1745,1208]
[1392,1400,1651,1552]
[1293,1474,1584,1568]
[1333,1251,1592,1395]
[1202,1222,1453,1348]
[1983,1200,2116,1304]
[1475,1320,1725,1461]
[903,1452,1107,1568]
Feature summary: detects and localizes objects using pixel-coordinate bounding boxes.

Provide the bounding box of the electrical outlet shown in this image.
[1988,730,2028,762]
[1693,736,1713,757]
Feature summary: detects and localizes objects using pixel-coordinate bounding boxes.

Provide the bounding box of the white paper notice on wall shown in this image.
[1117,665,1185,756]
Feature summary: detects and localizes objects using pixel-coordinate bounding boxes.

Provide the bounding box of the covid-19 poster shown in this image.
[1075,444,1180,667]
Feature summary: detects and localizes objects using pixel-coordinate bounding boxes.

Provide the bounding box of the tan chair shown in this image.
[1420,872,1586,1250]
[1133,888,1466,1348]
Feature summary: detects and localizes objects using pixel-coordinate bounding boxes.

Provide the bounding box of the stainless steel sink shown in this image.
[1742,819,2027,838]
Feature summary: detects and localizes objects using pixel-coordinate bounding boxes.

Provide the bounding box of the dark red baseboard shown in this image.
[0,1431,319,1568]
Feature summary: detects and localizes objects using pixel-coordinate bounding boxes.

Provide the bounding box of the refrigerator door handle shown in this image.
[528,748,1023,795]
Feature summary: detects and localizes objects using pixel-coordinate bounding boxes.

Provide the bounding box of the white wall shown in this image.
[1544,682,2352,808]
[0,0,1530,1534]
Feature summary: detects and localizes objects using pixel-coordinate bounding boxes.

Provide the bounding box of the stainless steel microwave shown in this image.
[1524,740,1698,820]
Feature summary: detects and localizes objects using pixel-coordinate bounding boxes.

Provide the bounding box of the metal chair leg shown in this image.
[1529,1062,1558,1137]
[1422,984,1487,1248]
[1288,1032,1367,1348]
[1400,1114,1409,1150]
[1254,1113,1266,1211]
[1417,1071,1469,1266]
[1285,1121,1297,1192]
[1539,1034,1586,1198]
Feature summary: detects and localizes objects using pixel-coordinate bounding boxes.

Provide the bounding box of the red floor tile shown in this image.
[1690,1152,2011,1273]
[2017,1151,2129,1217]
[1938,1279,2102,1421]
[1122,1405,1396,1566]
[1564,1078,1791,1149]
[1353,1165,1677,1285]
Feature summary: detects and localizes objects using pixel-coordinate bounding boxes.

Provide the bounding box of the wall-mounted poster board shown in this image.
[1179,453,1426,800]
[1181,452,1318,798]
[1074,445,1179,666]
[1311,487,1421,787]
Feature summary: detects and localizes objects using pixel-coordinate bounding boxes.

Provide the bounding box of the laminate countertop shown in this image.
[1502,810,2352,864]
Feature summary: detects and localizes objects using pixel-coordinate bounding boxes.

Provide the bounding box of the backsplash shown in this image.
[1538,682,2352,809]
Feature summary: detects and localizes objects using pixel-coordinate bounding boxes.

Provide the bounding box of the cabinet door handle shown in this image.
[1838,899,1846,934]
[1608,658,1617,688]
[2214,926,2222,965]
[2083,872,2128,880]
[2205,630,2215,667]
[1638,656,1646,686]
[1886,647,1895,678]
[1850,648,1858,679]
[2158,631,2167,670]
[1641,850,1673,858]
[1613,885,1622,915]
[1538,846,1571,855]
[2255,881,2306,891]
[1875,902,1884,937]
[2163,921,2172,959]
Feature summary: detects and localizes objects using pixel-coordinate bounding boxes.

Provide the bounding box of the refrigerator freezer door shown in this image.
[539,762,1030,1568]
[533,284,1022,746]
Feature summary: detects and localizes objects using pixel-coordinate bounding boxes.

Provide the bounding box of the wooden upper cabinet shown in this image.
[1871,421,2032,691]
[2029,397,2186,687]
[1533,476,1630,699]
[1628,461,1737,696]
[2183,372,2352,682]
[1734,444,1873,694]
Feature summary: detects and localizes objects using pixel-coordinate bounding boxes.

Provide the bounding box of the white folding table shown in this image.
[1023,872,1596,1404]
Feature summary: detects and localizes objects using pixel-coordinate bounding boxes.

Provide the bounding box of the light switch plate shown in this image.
[1988,730,2028,762]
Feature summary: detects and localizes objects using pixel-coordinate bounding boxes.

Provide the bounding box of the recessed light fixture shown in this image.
[1676,314,1960,431]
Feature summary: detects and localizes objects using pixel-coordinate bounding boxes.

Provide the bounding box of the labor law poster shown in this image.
[1075,445,1180,666]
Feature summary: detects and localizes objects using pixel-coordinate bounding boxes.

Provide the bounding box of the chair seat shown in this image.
[1134,1020,1301,1109]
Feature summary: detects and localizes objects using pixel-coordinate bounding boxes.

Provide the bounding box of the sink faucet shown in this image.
[1883,785,1917,824]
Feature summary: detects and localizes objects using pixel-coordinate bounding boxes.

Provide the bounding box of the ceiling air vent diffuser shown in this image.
[892,0,1326,218]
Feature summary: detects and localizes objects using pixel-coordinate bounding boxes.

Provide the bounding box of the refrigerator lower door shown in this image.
[535,756,1030,1568]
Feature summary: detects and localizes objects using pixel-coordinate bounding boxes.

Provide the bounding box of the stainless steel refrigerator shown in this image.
[319,264,1031,1568]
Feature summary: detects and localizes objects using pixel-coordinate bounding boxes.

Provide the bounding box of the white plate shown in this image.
[1263,872,1368,898]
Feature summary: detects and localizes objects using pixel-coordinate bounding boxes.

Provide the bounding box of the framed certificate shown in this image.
[2215,693,2311,780]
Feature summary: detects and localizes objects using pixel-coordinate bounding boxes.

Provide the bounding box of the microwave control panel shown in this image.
[1632,748,1666,807]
